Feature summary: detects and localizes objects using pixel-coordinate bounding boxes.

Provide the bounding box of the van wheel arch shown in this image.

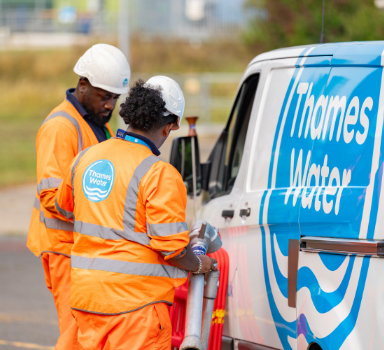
[307,342,323,350]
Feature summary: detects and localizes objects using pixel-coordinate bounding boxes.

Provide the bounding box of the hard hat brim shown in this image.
[74,68,129,95]
[89,81,129,95]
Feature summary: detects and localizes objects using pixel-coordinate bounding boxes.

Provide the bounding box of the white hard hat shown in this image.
[146,76,185,126]
[74,44,131,95]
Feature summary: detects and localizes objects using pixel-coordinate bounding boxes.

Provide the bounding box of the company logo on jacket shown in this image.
[82,160,115,202]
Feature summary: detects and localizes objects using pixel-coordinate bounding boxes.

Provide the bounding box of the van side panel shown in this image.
[340,258,384,349]
[237,53,332,349]
[259,58,331,349]
[244,50,384,349]
[202,44,384,350]
[295,57,384,349]
[234,65,300,349]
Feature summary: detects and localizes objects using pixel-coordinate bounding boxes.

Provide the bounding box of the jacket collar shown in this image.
[66,88,87,117]
[116,129,161,156]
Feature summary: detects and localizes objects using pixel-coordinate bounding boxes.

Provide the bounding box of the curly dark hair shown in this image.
[119,79,178,132]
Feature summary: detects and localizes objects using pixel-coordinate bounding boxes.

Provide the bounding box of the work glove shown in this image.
[189,220,222,254]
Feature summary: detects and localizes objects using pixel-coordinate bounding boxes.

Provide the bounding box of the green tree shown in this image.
[245,0,384,51]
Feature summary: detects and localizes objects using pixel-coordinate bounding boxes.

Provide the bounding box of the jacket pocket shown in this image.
[154,303,172,349]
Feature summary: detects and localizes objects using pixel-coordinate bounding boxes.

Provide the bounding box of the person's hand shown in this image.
[196,255,219,275]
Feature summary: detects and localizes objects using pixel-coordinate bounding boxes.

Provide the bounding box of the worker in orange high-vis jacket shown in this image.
[26,44,131,349]
[54,76,218,350]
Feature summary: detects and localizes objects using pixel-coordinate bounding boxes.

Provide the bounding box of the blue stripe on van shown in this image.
[308,44,340,57]
[331,44,384,67]
[298,46,312,58]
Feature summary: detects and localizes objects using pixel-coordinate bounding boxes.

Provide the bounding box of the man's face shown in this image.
[82,83,120,127]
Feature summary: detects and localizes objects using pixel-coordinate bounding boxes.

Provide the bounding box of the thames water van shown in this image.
[171,42,384,350]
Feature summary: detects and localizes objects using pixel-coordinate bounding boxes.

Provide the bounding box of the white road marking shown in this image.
[0,339,54,350]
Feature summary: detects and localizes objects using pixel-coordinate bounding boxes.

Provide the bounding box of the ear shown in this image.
[162,123,174,137]
[78,78,88,94]
[171,123,180,131]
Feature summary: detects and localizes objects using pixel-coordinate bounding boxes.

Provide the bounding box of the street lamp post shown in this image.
[118,0,130,61]
[118,0,130,129]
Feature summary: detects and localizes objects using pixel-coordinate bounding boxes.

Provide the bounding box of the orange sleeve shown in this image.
[36,118,78,219]
[143,164,189,260]
[54,154,80,221]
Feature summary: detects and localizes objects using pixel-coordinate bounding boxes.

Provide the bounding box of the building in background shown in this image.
[0,0,247,39]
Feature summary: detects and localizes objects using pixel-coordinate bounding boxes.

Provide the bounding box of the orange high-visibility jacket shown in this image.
[27,98,114,257]
[55,137,189,315]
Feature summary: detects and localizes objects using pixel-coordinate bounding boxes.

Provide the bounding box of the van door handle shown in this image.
[239,208,251,217]
[288,239,300,308]
[222,210,234,218]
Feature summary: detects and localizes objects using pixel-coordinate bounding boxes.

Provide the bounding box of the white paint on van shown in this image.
[271,47,315,189]
[360,49,384,239]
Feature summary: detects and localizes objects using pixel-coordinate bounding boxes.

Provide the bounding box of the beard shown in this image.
[86,110,112,128]
[82,94,113,128]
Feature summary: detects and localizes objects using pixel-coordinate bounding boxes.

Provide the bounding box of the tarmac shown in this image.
[0,236,58,350]
[0,124,222,349]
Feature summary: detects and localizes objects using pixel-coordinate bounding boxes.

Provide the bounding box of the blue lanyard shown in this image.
[116,129,152,151]
[124,135,152,151]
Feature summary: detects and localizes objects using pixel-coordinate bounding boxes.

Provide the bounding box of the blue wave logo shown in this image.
[260,223,370,349]
[123,78,128,87]
[82,160,115,203]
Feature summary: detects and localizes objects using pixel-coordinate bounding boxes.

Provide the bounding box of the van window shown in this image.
[208,74,259,198]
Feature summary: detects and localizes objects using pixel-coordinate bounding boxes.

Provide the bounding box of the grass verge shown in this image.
[0,39,256,187]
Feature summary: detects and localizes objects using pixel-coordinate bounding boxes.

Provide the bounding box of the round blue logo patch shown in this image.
[82,160,115,202]
[123,78,128,87]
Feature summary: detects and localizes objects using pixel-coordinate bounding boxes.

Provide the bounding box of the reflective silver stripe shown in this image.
[39,210,74,232]
[71,300,173,316]
[161,248,187,258]
[123,155,161,233]
[71,255,187,279]
[71,148,91,202]
[37,177,63,195]
[74,221,150,245]
[172,248,187,259]
[33,196,40,210]
[40,250,71,258]
[147,222,188,237]
[55,197,74,220]
[161,250,176,257]
[43,111,84,153]
[34,190,73,231]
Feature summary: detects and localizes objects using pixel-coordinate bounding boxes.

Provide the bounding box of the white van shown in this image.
[170,42,384,350]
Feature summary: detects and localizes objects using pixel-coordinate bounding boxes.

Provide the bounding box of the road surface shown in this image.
[0,236,58,350]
